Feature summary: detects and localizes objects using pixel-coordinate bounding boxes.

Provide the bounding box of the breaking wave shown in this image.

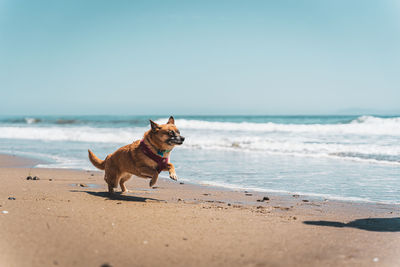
[0,115,399,165]
[154,115,400,136]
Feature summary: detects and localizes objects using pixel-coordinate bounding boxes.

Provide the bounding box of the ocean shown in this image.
[0,115,399,204]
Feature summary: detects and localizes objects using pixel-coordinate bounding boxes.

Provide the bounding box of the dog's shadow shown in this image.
[303,217,400,232]
[70,190,163,203]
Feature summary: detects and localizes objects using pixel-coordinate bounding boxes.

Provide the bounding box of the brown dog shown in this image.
[88,116,184,194]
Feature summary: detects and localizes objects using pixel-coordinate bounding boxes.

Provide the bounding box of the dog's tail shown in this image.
[88,149,106,170]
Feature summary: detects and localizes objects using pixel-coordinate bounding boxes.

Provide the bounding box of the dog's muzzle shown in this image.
[168,136,185,145]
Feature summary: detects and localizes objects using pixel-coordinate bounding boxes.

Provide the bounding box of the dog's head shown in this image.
[148,116,185,149]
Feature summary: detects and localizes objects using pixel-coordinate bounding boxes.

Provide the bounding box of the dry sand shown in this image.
[0,154,399,267]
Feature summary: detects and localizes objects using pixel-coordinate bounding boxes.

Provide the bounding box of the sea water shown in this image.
[0,115,399,204]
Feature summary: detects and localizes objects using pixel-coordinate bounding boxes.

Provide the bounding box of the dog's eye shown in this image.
[168,130,174,136]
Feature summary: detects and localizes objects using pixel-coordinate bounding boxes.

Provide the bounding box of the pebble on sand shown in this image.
[257,196,270,202]
[2,211,9,214]
[8,197,16,200]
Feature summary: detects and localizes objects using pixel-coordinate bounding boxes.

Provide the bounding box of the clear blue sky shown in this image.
[1,0,399,115]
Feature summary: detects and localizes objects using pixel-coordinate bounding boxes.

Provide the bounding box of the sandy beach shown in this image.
[0,154,399,267]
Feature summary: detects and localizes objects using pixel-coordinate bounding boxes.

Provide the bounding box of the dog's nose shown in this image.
[181,136,185,142]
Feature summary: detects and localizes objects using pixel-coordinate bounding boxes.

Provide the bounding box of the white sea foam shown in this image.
[2,116,398,142]
[0,116,399,165]
[156,116,400,136]
[0,126,145,144]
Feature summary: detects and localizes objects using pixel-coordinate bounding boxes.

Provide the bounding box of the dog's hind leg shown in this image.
[107,183,115,194]
[119,173,132,194]
[104,169,120,194]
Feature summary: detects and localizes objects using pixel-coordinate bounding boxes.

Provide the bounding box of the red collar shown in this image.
[140,139,169,173]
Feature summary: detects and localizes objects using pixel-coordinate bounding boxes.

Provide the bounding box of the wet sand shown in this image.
[0,153,42,168]
[0,154,399,267]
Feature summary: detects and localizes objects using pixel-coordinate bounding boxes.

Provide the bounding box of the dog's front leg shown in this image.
[167,163,178,181]
[149,172,159,187]
[139,167,160,187]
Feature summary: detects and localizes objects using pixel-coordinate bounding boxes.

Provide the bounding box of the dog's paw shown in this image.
[169,173,178,181]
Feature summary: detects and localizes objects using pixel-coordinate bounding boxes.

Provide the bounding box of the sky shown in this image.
[0,0,399,115]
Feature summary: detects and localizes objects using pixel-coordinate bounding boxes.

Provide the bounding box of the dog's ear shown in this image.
[167,116,175,125]
[149,120,160,132]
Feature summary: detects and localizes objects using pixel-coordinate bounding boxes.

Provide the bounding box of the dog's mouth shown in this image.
[167,136,185,145]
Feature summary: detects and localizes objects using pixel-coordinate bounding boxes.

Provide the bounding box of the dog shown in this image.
[88,116,184,194]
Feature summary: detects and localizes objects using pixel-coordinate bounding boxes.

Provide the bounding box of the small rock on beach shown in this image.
[257,196,270,202]
[26,176,41,180]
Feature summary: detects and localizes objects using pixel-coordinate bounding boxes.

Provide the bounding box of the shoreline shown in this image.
[2,152,399,206]
[2,152,399,207]
[1,154,400,266]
